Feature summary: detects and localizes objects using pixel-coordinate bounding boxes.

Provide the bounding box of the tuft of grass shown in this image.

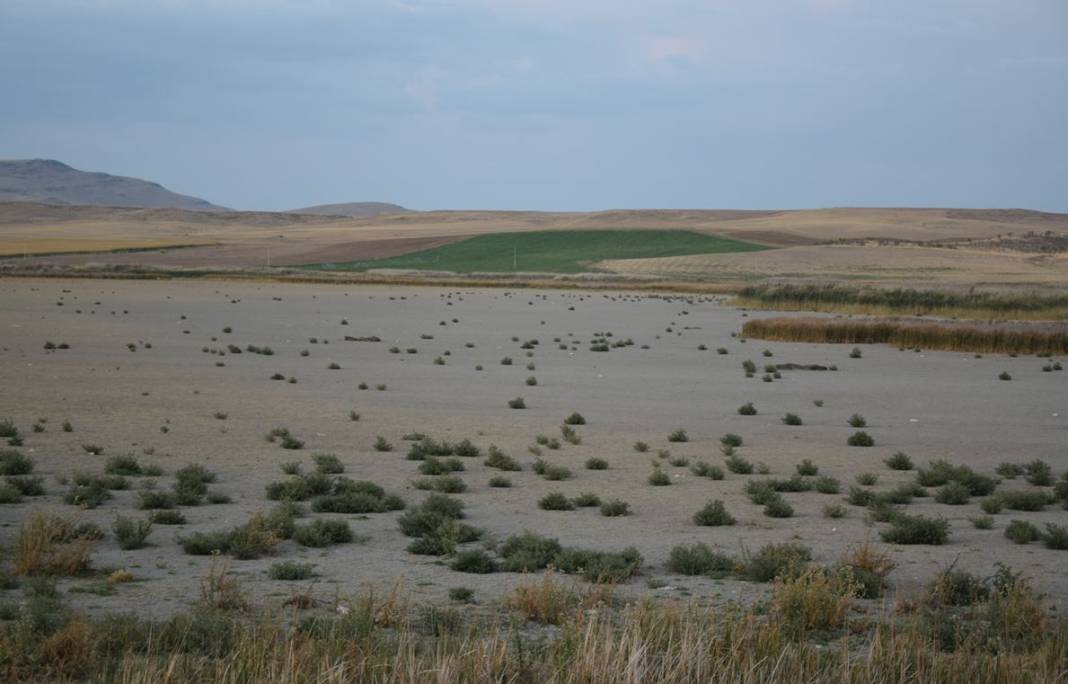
[15,512,96,576]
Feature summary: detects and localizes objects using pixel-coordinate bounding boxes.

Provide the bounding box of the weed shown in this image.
[693,500,735,526]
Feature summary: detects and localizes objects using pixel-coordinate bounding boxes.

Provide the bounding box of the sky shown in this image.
[1,1,1066,211]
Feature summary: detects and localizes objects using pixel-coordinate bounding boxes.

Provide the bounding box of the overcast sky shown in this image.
[1,1,1066,211]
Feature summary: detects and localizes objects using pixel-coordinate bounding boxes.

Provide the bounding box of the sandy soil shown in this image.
[0,278,1066,619]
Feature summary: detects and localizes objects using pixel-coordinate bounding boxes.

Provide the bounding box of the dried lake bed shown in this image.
[1,277,1066,618]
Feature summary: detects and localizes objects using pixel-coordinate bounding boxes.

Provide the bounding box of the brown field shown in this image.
[3,203,1068,290]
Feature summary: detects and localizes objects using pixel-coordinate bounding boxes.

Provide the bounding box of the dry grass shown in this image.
[742,316,1068,354]
[14,511,95,576]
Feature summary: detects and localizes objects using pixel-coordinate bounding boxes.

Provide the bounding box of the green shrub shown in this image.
[935,482,971,505]
[633,441,649,453]
[313,453,344,474]
[1005,520,1041,544]
[995,462,1024,479]
[1043,523,1068,550]
[823,504,846,518]
[743,543,811,582]
[572,493,600,508]
[999,490,1053,511]
[0,483,22,504]
[268,561,316,580]
[151,510,187,525]
[880,514,949,545]
[847,431,874,447]
[796,459,818,476]
[5,475,44,496]
[724,453,753,474]
[398,494,465,538]
[969,515,994,529]
[847,413,867,428]
[720,433,743,448]
[0,449,33,476]
[294,519,354,547]
[585,457,609,471]
[484,446,521,471]
[112,516,153,550]
[373,436,393,452]
[667,543,735,577]
[648,469,670,486]
[980,497,1005,514]
[856,473,878,486]
[781,413,802,426]
[694,499,735,526]
[564,412,586,425]
[105,455,145,476]
[448,586,475,603]
[928,569,990,607]
[507,397,526,410]
[600,499,630,517]
[737,403,757,416]
[1023,460,1053,486]
[488,476,512,488]
[538,492,574,511]
[498,532,561,572]
[452,550,497,573]
[885,452,913,470]
[814,476,840,494]
[667,428,689,443]
[764,497,794,518]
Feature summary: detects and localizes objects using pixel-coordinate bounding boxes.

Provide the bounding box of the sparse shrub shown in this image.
[928,568,989,607]
[448,587,475,603]
[691,461,725,480]
[823,504,846,518]
[600,499,630,517]
[313,453,344,474]
[539,492,574,511]
[935,481,971,505]
[268,561,316,580]
[885,452,913,470]
[294,519,354,547]
[849,347,863,359]
[880,513,949,545]
[507,397,526,409]
[998,371,1012,381]
[564,412,586,425]
[847,413,867,428]
[781,413,802,426]
[1023,460,1053,486]
[796,459,818,476]
[814,476,840,494]
[764,496,794,518]
[82,444,104,456]
[1005,520,1041,544]
[996,462,1025,479]
[737,402,757,416]
[648,469,670,486]
[667,428,689,443]
[720,433,743,448]
[5,475,44,496]
[373,436,393,452]
[724,453,753,474]
[14,512,96,576]
[856,473,878,486]
[693,499,735,526]
[970,515,994,529]
[667,543,735,577]
[770,566,860,637]
[585,457,608,471]
[481,446,520,472]
[488,476,511,488]
[112,516,153,550]
[847,431,874,447]
[743,543,811,582]
[999,490,1053,511]
[65,482,112,509]
[151,510,186,525]
[633,441,649,453]
[980,497,1005,514]
[1042,523,1068,550]
[572,492,600,508]
[451,549,497,574]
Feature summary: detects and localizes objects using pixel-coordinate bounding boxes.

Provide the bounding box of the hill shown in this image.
[288,201,411,217]
[0,159,228,211]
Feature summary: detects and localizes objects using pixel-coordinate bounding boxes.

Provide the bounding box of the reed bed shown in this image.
[742,316,1068,354]
[737,284,1068,321]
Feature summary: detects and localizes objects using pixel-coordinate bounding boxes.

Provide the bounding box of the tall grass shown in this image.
[2,577,1065,683]
[742,316,1068,355]
[737,284,1068,320]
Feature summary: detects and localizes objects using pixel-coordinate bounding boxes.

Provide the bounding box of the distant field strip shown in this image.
[301,230,770,274]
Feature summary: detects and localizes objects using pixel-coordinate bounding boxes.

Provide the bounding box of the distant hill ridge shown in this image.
[288,201,412,217]
[0,159,229,212]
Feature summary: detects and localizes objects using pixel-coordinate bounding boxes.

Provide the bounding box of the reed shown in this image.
[742,316,1068,355]
[737,284,1068,320]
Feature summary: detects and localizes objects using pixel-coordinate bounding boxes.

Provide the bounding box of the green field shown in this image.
[303,229,770,274]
